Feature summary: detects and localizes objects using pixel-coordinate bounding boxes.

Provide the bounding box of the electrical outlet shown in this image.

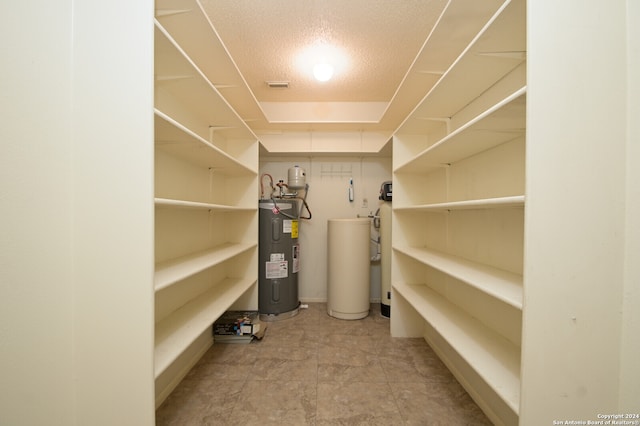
[362,198,368,208]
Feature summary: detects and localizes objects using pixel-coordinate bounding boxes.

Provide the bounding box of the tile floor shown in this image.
[156,303,492,425]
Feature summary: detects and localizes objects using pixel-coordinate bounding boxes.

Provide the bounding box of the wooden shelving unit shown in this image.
[154,111,256,176]
[154,242,256,292]
[394,88,526,175]
[154,277,256,378]
[390,0,526,424]
[393,246,522,309]
[153,0,258,408]
[393,282,521,411]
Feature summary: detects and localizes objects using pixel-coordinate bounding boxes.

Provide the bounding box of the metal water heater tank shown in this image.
[258,200,300,320]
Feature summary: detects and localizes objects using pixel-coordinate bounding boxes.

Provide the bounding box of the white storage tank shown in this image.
[327,218,371,319]
[287,165,306,189]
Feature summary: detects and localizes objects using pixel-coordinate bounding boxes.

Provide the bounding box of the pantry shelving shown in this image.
[381,0,507,129]
[394,88,526,175]
[154,276,256,378]
[153,0,258,408]
[390,0,526,424]
[393,246,522,309]
[154,111,256,176]
[154,243,257,292]
[393,282,520,412]
[155,0,265,129]
[393,195,524,212]
[155,197,256,212]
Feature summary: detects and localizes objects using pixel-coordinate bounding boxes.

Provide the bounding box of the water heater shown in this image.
[258,200,300,321]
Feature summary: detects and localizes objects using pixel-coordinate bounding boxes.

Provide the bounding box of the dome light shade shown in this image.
[297,40,347,82]
[313,62,334,82]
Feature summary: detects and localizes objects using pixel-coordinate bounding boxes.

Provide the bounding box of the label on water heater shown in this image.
[283,220,299,238]
[265,260,288,279]
[270,253,285,261]
[292,244,300,273]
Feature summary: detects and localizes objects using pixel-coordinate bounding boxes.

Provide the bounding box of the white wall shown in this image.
[521,0,639,423]
[620,0,640,409]
[72,0,155,423]
[0,1,155,425]
[260,155,392,303]
[1,3,75,424]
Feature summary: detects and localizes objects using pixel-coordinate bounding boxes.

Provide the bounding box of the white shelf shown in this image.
[152,0,258,408]
[155,242,256,292]
[393,246,522,309]
[396,0,526,136]
[154,0,265,127]
[155,197,255,212]
[381,0,504,133]
[393,281,520,413]
[155,110,257,176]
[154,277,256,378]
[391,1,526,423]
[395,195,524,212]
[395,88,526,174]
[154,21,256,142]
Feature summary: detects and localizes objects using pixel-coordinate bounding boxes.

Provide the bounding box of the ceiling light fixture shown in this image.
[313,63,334,82]
[297,40,347,83]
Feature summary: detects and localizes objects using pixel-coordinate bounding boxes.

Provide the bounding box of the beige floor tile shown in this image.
[318,346,387,383]
[390,381,493,426]
[249,345,318,381]
[316,382,404,426]
[186,344,258,381]
[378,339,454,383]
[226,380,317,426]
[156,303,493,425]
[156,379,244,426]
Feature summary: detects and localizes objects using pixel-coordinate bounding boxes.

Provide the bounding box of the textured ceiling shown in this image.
[203,0,447,103]
[197,0,484,135]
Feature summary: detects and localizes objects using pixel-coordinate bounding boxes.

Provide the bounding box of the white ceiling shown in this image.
[197,0,504,137]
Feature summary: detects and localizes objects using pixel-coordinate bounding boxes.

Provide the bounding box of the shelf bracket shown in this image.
[415,116,451,134]
[476,51,527,61]
[155,8,192,18]
[416,70,445,76]
[208,125,235,145]
[155,75,194,83]
[213,84,238,89]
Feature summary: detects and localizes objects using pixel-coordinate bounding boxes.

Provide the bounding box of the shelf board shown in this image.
[396,87,526,173]
[154,277,256,378]
[393,246,522,309]
[395,195,524,212]
[155,242,256,292]
[154,110,257,176]
[155,0,265,126]
[155,197,255,212]
[393,281,520,413]
[154,21,256,141]
[382,0,504,134]
[396,0,526,136]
